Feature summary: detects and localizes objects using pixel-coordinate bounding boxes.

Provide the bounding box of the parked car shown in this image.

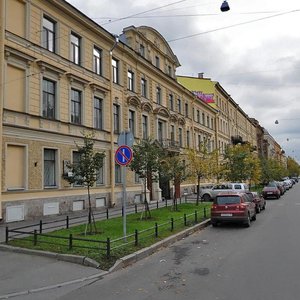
[246,191,266,213]
[262,182,281,199]
[201,182,249,201]
[211,192,256,227]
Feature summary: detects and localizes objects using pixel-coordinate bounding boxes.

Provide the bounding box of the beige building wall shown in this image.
[1,0,218,221]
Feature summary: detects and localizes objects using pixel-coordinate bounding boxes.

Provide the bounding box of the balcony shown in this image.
[157,139,181,152]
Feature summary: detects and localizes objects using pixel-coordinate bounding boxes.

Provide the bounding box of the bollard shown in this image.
[106,208,109,219]
[195,210,198,223]
[184,214,187,226]
[171,218,174,231]
[135,204,137,214]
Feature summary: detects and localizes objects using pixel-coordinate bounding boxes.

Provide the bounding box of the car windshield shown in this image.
[216,196,240,205]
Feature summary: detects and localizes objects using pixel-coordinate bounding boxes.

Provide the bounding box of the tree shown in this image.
[287,157,300,177]
[260,157,286,184]
[160,154,187,211]
[130,138,163,218]
[223,143,261,186]
[64,132,105,235]
[186,141,219,205]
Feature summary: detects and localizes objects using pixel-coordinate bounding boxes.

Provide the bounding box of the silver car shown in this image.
[200,183,249,201]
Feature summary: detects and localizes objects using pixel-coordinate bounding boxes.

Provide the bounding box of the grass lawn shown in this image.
[8,202,212,270]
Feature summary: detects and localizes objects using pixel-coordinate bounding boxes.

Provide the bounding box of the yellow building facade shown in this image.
[0,0,218,222]
[177,75,258,153]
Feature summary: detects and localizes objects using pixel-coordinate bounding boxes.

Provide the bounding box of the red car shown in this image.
[246,191,266,213]
[211,192,256,227]
[262,183,281,199]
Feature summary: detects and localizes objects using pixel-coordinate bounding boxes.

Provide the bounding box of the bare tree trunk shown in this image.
[85,185,97,235]
[196,175,201,206]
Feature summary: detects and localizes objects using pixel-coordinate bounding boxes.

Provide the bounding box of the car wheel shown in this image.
[202,194,211,202]
[256,206,261,213]
[263,203,266,210]
[211,221,218,227]
[244,214,251,227]
[252,213,256,221]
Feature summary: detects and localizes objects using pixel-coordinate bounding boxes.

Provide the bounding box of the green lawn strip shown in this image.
[8,203,211,270]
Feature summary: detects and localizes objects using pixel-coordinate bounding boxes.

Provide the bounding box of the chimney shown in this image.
[198,72,204,78]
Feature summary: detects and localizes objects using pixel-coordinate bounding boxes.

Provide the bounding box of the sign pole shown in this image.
[115,144,133,242]
[122,165,127,241]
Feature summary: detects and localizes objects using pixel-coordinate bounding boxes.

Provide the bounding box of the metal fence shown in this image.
[5,198,209,259]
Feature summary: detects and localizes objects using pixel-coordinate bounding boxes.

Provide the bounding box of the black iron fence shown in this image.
[5,198,209,259]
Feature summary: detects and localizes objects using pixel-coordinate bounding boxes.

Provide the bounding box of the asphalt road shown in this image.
[2,183,300,300]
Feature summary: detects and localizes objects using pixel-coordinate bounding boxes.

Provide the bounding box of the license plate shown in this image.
[221,213,232,217]
[267,192,273,194]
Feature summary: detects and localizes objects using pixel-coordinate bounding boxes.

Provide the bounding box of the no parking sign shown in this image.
[115,145,133,166]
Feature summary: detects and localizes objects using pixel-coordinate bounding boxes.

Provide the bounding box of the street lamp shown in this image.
[220,1,230,12]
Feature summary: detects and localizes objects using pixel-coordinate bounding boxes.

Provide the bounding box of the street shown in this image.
[1,184,300,299]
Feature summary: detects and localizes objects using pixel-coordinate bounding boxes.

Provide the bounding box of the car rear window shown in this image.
[216,196,241,205]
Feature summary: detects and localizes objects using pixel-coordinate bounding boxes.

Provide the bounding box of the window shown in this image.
[96,158,104,185]
[185,103,189,117]
[42,78,56,119]
[127,70,134,91]
[42,16,56,52]
[140,44,145,57]
[141,78,147,97]
[179,128,183,147]
[113,104,120,133]
[129,110,135,135]
[71,89,81,124]
[94,96,103,129]
[6,145,25,190]
[142,115,148,139]
[44,149,56,187]
[177,99,182,114]
[168,66,172,76]
[202,113,205,125]
[169,94,174,111]
[112,58,119,84]
[155,56,160,68]
[186,130,190,148]
[207,116,210,128]
[93,47,102,75]
[72,151,82,186]
[197,110,200,123]
[115,164,122,184]
[70,33,80,65]
[156,86,161,104]
[158,121,163,143]
[170,125,175,143]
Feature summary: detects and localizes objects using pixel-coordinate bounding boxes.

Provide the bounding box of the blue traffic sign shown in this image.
[115,145,133,166]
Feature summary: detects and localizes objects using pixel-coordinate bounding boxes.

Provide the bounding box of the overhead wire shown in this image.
[167,9,300,42]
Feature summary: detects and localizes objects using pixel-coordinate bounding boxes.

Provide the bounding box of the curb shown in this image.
[0,244,100,268]
[1,218,211,271]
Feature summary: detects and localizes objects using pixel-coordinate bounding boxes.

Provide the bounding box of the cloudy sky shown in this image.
[67,0,300,162]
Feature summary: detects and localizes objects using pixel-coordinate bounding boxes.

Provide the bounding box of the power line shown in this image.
[167,9,300,42]
[100,0,189,26]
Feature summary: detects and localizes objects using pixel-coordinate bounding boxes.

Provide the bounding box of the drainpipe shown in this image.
[0,0,5,219]
[109,36,119,207]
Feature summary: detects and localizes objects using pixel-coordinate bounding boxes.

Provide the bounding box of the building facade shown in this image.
[0,0,218,222]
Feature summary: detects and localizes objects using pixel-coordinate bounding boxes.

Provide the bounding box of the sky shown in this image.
[67,0,300,162]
